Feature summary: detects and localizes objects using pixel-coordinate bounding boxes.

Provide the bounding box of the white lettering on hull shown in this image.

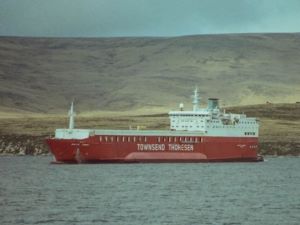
[168,144,193,151]
[137,143,194,152]
[137,144,165,151]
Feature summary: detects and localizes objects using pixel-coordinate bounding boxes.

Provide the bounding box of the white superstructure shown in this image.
[168,88,259,137]
[55,88,259,140]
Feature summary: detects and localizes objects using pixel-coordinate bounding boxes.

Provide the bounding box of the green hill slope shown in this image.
[1,33,300,113]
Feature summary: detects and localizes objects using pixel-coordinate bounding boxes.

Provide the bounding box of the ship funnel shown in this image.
[207,98,219,110]
[68,101,76,129]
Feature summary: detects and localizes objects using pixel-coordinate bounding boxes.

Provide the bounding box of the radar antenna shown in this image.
[68,101,76,129]
[192,87,200,111]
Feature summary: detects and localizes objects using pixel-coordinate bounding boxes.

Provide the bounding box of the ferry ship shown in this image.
[46,89,263,163]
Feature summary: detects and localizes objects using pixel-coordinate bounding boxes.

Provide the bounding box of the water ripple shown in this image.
[0,156,299,225]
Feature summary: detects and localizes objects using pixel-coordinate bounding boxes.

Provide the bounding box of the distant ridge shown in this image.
[0,33,300,113]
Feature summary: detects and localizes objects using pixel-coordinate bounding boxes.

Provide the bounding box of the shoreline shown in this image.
[0,134,299,156]
[1,103,299,156]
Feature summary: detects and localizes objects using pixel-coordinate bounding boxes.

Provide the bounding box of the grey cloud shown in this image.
[0,0,299,37]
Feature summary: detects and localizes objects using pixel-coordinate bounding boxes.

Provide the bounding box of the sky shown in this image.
[0,0,300,37]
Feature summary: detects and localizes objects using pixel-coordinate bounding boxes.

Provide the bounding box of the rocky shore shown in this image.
[0,134,299,156]
[259,141,300,156]
[0,134,50,156]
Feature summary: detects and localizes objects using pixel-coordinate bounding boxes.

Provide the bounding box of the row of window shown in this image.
[157,137,202,143]
[172,124,256,128]
[172,125,204,127]
[171,115,209,117]
[245,132,256,135]
[99,136,202,143]
[239,121,256,124]
[100,136,147,143]
[210,126,257,129]
[172,120,256,124]
[172,125,256,129]
[172,120,205,123]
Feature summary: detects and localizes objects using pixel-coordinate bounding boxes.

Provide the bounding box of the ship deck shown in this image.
[56,128,206,136]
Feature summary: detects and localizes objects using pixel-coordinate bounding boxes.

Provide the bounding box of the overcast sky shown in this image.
[0,0,299,37]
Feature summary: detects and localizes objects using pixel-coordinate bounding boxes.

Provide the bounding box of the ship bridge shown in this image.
[168,88,219,131]
[168,88,259,137]
[169,110,211,131]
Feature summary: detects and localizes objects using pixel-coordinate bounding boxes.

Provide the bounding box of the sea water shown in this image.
[0,156,299,225]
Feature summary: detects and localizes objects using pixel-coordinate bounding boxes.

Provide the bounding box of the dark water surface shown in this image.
[0,156,299,225]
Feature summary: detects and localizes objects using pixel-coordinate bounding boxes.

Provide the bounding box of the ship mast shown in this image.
[68,101,76,129]
[192,87,200,111]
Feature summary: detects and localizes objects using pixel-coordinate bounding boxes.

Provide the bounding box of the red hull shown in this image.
[46,135,263,163]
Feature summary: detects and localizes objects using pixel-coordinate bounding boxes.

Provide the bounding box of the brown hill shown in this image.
[1,33,300,113]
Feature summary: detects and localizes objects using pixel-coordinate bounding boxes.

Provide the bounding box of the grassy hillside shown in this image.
[1,33,300,113]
